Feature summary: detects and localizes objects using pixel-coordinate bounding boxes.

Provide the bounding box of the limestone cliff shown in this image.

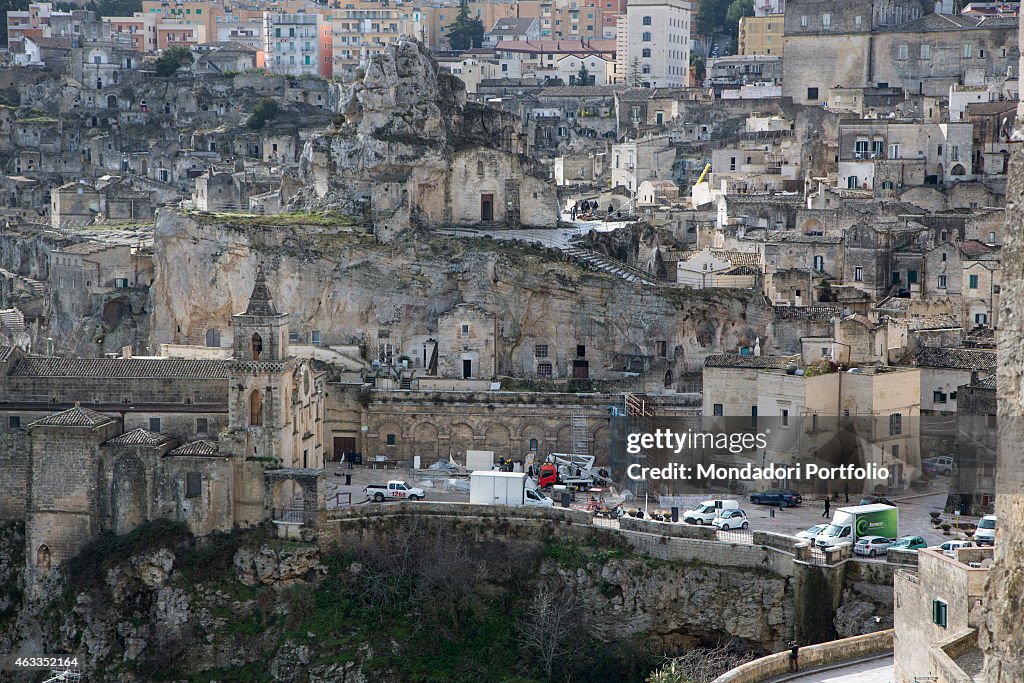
[289,39,558,238]
[149,210,769,376]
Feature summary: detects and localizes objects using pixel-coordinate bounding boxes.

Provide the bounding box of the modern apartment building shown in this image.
[262,12,321,76]
[620,0,691,87]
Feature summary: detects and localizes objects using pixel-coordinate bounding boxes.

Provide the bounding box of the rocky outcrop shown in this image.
[233,544,326,586]
[149,210,768,374]
[291,39,558,237]
[552,556,793,651]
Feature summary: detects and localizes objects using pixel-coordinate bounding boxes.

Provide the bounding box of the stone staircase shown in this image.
[564,246,659,286]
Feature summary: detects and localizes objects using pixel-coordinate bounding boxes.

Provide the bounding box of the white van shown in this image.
[974,515,996,546]
[683,499,739,525]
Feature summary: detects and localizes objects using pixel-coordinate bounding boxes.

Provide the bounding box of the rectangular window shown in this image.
[750,405,758,428]
[461,324,469,335]
[920,44,930,59]
[898,44,908,60]
[713,403,723,416]
[969,275,979,289]
[310,330,321,344]
[655,341,667,357]
[938,275,947,289]
[534,344,549,358]
[576,344,586,357]
[855,266,863,281]
[889,413,902,436]
[807,87,818,101]
[149,417,161,432]
[821,12,830,26]
[963,44,972,58]
[933,391,947,404]
[386,433,396,445]
[196,418,208,436]
[186,472,202,498]
[889,143,900,158]
[932,600,947,628]
[8,416,20,429]
[781,409,789,426]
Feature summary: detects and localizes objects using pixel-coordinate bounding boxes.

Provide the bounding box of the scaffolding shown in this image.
[570,409,588,455]
[609,393,654,498]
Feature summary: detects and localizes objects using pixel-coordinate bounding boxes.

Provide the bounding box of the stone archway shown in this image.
[264,468,326,530]
[111,454,147,534]
[36,545,51,575]
[449,423,475,460]
[413,422,439,465]
[556,425,573,453]
[484,423,511,456]
[592,426,611,465]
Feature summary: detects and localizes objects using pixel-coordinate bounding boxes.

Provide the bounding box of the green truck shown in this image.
[815,504,899,548]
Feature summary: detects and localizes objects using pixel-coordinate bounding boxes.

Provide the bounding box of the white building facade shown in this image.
[262,12,320,76]
[622,0,692,87]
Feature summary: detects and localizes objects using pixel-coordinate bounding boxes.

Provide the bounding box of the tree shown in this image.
[246,98,282,129]
[518,585,579,680]
[726,0,755,32]
[576,64,591,86]
[445,0,484,51]
[627,57,643,87]
[690,54,706,85]
[646,644,754,683]
[153,46,193,77]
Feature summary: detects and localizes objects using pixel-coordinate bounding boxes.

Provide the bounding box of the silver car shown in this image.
[853,536,892,557]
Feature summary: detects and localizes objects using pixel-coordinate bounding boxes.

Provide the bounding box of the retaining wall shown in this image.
[710,629,894,683]
[929,629,977,683]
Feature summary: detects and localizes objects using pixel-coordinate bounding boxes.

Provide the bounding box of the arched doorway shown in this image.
[206,328,221,347]
[449,423,475,460]
[36,545,51,574]
[480,194,494,221]
[664,369,674,390]
[107,94,117,108]
[249,389,263,426]
[251,332,263,360]
[484,423,511,456]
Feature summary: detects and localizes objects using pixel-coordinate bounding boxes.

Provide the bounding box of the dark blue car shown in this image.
[749,489,802,507]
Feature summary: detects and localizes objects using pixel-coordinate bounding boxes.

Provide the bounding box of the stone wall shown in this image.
[0,432,28,520]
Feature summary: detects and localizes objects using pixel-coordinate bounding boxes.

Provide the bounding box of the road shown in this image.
[766,655,893,683]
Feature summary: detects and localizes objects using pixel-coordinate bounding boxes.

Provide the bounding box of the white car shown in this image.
[975,515,996,546]
[853,536,892,557]
[797,524,828,541]
[937,540,975,557]
[712,508,749,531]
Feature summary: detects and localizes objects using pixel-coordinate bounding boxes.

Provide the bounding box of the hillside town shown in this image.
[0,0,1021,680]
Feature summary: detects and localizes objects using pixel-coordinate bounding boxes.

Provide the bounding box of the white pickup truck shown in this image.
[364,480,426,502]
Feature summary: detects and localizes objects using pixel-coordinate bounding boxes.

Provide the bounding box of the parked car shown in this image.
[859,496,896,507]
[711,508,749,530]
[923,456,955,476]
[683,499,739,525]
[364,480,425,502]
[749,489,802,507]
[975,515,997,546]
[796,524,827,541]
[937,540,975,557]
[853,536,893,557]
[889,535,927,550]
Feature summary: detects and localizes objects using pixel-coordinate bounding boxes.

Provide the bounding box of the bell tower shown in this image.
[227,268,294,469]
[232,267,289,362]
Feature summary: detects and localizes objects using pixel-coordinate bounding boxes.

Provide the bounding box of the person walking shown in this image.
[822,495,831,518]
[844,482,850,503]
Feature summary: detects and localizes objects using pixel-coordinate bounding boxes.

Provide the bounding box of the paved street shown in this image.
[326,463,971,548]
[767,655,893,683]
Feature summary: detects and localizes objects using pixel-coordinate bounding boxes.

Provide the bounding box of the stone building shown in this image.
[436,303,497,379]
[950,373,996,515]
[912,347,996,414]
[3,271,327,594]
[893,546,992,683]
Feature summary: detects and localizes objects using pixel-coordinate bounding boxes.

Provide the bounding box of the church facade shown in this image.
[0,270,326,594]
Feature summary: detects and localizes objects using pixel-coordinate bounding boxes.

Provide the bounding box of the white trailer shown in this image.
[469,471,552,507]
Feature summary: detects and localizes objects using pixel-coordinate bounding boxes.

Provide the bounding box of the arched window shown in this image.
[205,328,221,347]
[642,48,651,58]
[664,370,674,389]
[642,31,652,41]
[251,332,263,361]
[36,545,51,574]
[249,389,263,426]
[476,160,484,177]
[642,15,652,24]
[529,438,539,451]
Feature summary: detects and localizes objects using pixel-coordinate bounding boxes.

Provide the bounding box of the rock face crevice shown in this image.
[290,39,558,238]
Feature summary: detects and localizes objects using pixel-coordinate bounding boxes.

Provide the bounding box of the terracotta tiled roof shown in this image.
[169,440,220,456]
[914,347,996,370]
[30,405,113,428]
[105,428,173,447]
[704,354,799,369]
[9,356,230,379]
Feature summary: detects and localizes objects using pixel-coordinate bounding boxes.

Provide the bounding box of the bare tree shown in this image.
[646,643,754,683]
[518,584,579,680]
